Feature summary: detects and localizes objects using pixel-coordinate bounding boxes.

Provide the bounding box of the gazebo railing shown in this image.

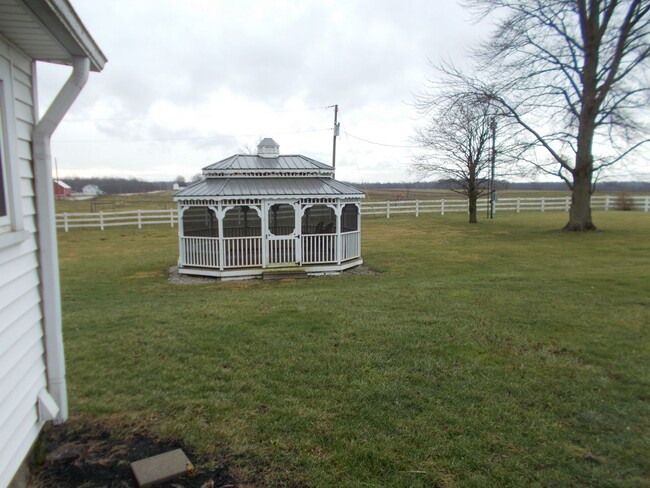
[224,236,263,268]
[302,234,337,264]
[341,231,361,261]
[181,236,220,268]
[181,230,361,270]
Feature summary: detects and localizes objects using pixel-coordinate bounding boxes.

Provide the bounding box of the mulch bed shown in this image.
[32,420,238,487]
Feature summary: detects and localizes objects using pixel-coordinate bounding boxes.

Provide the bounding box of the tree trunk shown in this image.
[564,166,596,231]
[564,108,598,230]
[563,7,600,232]
[468,189,478,224]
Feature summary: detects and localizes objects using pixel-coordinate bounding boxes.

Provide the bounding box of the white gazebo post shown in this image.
[261,201,269,268]
[294,202,302,263]
[357,202,362,257]
[336,203,343,265]
[216,204,225,271]
[178,206,186,266]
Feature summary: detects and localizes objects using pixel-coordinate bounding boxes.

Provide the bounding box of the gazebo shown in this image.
[173,138,365,279]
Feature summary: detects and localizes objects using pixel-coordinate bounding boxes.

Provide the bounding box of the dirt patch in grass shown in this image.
[32,419,239,487]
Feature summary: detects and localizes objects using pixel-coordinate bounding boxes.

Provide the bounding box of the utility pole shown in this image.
[486,162,491,219]
[331,104,339,172]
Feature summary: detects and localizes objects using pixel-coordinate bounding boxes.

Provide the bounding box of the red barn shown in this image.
[53,180,72,196]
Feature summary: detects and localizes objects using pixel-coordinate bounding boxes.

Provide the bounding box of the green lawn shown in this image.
[58,212,650,487]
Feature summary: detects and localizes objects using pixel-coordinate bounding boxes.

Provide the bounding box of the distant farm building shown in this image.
[82,184,104,195]
[53,180,72,196]
[174,138,364,280]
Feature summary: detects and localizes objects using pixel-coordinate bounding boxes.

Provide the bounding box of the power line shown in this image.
[337,113,361,172]
[344,131,420,149]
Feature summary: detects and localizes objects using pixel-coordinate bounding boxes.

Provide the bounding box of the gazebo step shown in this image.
[262,269,308,280]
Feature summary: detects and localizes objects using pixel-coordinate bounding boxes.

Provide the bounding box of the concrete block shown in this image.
[130,449,192,487]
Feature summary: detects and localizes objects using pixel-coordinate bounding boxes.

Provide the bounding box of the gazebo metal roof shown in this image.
[203,154,333,172]
[175,177,364,198]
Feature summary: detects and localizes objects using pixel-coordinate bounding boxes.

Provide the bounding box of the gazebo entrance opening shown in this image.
[267,202,297,265]
[223,205,263,267]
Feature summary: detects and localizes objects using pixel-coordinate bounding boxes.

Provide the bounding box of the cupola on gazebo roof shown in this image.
[173,138,365,280]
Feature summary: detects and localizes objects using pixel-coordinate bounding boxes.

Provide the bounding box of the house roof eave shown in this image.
[4,0,107,71]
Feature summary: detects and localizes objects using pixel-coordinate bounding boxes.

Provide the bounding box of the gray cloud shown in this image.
[40,0,486,182]
[67,0,479,114]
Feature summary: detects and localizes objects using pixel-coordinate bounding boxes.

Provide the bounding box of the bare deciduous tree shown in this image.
[413,96,501,223]
[237,142,257,155]
[456,0,650,230]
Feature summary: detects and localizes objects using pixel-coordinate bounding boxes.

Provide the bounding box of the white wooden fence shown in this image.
[55,195,650,231]
[362,195,650,218]
[56,209,178,231]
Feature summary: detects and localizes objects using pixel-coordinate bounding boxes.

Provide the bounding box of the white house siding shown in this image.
[0,35,48,488]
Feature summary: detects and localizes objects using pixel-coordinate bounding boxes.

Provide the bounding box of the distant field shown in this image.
[54,191,176,213]
[363,188,575,201]
[57,212,650,487]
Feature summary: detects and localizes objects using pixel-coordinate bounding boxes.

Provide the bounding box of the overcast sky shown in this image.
[38,0,649,184]
[37,0,489,183]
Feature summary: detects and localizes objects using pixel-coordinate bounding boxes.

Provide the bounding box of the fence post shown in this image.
[440,199,445,216]
[387,202,390,219]
[565,196,570,212]
[99,211,104,231]
[170,209,175,227]
[541,197,545,213]
[415,200,420,217]
[137,209,142,229]
[64,213,69,232]
[645,196,649,213]
[516,198,521,214]
[605,195,611,211]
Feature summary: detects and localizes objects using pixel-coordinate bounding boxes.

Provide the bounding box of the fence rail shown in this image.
[56,195,650,231]
[362,195,650,218]
[56,208,177,231]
